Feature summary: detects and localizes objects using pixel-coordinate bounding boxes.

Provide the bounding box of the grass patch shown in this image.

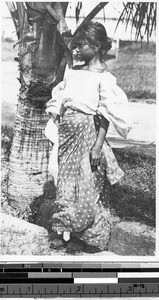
[1,41,18,62]
[108,42,156,101]
[109,145,155,227]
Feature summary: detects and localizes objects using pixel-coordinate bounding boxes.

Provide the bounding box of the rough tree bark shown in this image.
[7,2,70,211]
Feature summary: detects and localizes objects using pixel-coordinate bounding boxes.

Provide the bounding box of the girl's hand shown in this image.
[89,145,102,172]
[50,113,60,126]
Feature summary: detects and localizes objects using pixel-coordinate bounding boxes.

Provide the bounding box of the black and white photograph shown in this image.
[1,1,157,258]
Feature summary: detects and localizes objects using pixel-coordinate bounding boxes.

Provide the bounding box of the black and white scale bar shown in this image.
[1,264,159,273]
[0,272,117,279]
[1,268,159,273]
[1,271,159,279]
[117,272,159,284]
[1,278,159,285]
[119,278,159,283]
[0,273,27,278]
[74,278,159,284]
[2,269,42,273]
[0,266,159,274]
[0,278,74,284]
[118,272,159,278]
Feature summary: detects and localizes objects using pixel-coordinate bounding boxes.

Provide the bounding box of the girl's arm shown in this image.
[90,116,109,172]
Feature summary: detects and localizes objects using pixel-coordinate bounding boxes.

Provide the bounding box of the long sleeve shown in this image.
[97,73,132,139]
[45,80,66,185]
[46,80,66,116]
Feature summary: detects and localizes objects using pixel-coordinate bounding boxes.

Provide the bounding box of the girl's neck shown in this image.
[83,56,106,72]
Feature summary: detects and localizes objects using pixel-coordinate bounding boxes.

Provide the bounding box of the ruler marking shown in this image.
[1,284,159,297]
[1,265,159,297]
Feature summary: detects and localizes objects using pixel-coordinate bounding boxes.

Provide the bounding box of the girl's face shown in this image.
[72,40,96,62]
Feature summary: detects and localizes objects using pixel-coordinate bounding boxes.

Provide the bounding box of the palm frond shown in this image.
[125,3,134,32]
[114,3,127,34]
[75,2,82,23]
[16,3,28,36]
[150,4,156,36]
[115,2,156,41]
[135,3,147,39]
[6,2,19,34]
[73,2,108,36]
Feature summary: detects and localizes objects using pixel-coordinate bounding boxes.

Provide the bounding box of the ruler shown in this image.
[0,263,159,297]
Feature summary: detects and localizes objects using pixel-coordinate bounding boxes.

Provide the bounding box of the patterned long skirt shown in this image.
[52,108,123,250]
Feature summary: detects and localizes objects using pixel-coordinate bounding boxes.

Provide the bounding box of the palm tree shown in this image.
[6,2,156,213]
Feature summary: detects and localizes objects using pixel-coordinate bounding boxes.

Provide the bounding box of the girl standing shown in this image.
[46,21,132,253]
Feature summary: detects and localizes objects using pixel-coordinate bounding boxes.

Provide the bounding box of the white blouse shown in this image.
[46,67,132,138]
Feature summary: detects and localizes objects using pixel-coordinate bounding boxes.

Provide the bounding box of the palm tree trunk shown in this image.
[8,98,51,211]
[7,2,69,212]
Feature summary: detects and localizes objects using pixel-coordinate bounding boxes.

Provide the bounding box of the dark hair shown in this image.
[70,21,112,61]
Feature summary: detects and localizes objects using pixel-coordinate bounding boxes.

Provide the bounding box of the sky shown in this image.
[1,1,125,40]
[1,1,156,41]
[1,1,123,18]
[66,1,123,18]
